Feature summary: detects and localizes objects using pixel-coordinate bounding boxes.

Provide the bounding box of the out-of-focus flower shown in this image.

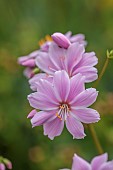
[0,157,12,170]
[60,153,113,170]
[36,42,98,83]
[27,70,99,140]
[0,163,5,170]
[18,35,52,78]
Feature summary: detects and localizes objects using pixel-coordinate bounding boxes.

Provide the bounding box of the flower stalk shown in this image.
[88,50,113,154]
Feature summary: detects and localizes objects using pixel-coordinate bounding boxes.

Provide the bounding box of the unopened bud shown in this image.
[51,32,71,49]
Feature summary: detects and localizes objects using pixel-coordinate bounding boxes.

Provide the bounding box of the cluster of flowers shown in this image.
[0,156,12,170]
[18,31,113,169]
[18,31,100,140]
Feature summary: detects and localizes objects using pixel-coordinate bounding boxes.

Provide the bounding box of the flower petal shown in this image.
[73,66,98,82]
[66,43,85,75]
[53,70,70,102]
[67,73,85,103]
[35,51,57,74]
[28,92,58,111]
[99,161,113,170]
[72,154,91,170]
[43,117,64,140]
[31,111,55,127]
[49,42,66,70]
[29,73,53,91]
[71,88,98,107]
[66,115,86,139]
[72,108,100,124]
[79,52,98,67]
[91,153,108,170]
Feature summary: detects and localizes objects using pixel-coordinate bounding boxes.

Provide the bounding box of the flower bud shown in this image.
[51,32,71,49]
[0,163,5,170]
[27,109,37,119]
[3,159,12,169]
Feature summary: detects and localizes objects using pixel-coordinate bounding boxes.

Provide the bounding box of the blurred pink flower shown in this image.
[0,163,5,170]
[27,70,99,140]
[60,153,113,170]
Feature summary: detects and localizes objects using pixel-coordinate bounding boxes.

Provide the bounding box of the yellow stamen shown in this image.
[45,35,52,41]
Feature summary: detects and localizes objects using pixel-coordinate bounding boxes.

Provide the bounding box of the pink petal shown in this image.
[29,73,53,91]
[53,70,70,102]
[79,52,98,67]
[43,117,64,140]
[49,42,66,70]
[31,111,55,127]
[71,108,100,124]
[22,58,35,67]
[27,109,37,119]
[73,66,98,82]
[67,73,85,103]
[35,52,56,74]
[99,161,113,170]
[66,115,86,139]
[66,43,85,75]
[23,67,34,78]
[28,92,58,111]
[72,154,91,170]
[35,79,58,103]
[91,153,108,170]
[71,88,98,107]
[0,163,5,170]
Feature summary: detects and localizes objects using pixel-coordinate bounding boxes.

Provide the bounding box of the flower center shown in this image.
[38,35,52,47]
[56,104,70,121]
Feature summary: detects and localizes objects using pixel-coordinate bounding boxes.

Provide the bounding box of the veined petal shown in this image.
[43,117,64,140]
[29,73,53,91]
[99,161,113,170]
[35,79,58,103]
[71,108,100,124]
[73,66,98,83]
[53,70,70,102]
[71,88,98,107]
[79,52,98,67]
[35,52,57,74]
[91,153,108,170]
[66,43,85,75]
[27,92,58,111]
[49,42,66,70]
[67,73,85,103]
[66,115,86,139]
[31,111,55,127]
[72,154,91,170]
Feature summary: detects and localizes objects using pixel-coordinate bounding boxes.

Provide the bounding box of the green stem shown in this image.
[88,57,109,154]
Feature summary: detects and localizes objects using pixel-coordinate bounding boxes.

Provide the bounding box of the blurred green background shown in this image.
[0,0,113,169]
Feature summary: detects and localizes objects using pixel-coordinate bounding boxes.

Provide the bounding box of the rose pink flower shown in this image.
[0,163,5,170]
[60,153,113,170]
[36,42,98,83]
[27,70,100,140]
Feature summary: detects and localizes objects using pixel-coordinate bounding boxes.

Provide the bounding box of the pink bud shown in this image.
[6,161,12,169]
[27,109,37,119]
[22,59,35,67]
[0,163,5,170]
[51,32,71,49]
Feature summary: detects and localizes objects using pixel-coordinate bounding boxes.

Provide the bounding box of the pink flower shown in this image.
[0,163,5,170]
[60,153,113,170]
[27,70,100,140]
[36,42,98,83]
